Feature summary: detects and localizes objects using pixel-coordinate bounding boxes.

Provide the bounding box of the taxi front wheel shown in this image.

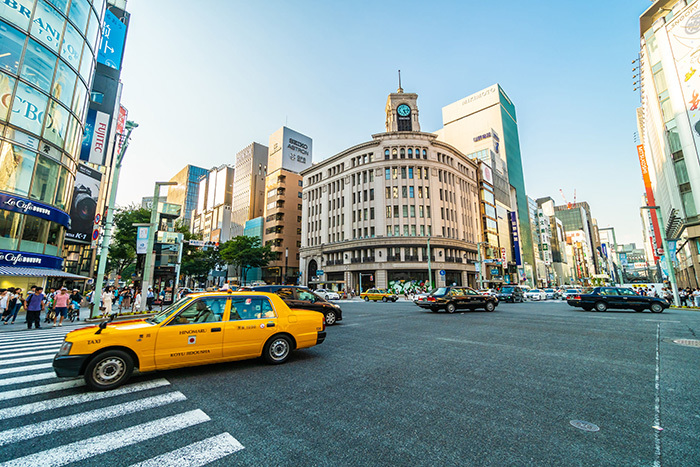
[84,350,134,391]
[263,335,292,364]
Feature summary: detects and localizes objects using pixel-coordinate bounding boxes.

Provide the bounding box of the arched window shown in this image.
[392,148,398,159]
[422,149,427,159]
[408,148,413,158]
[384,149,390,160]
[400,148,405,159]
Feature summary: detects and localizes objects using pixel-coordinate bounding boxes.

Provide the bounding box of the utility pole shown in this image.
[92,121,138,318]
[427,237,432,290]
[139,181,177,311]
[641,206,679,306]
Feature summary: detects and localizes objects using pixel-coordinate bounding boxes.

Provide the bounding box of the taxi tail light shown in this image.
[427,296,436,302]
[573,295,581,300]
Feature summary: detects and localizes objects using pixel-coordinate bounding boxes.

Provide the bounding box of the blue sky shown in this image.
[117,0,649,245]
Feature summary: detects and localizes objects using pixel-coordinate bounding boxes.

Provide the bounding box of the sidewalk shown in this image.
[0,306,157,333]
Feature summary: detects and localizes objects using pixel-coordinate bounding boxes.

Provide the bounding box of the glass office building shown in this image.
[0,0,104,288]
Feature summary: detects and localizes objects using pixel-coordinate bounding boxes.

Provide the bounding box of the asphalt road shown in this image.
[0,300,698,466]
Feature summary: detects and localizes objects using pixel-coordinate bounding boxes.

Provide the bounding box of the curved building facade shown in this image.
[0,0,103,288]
[300,89,481,292]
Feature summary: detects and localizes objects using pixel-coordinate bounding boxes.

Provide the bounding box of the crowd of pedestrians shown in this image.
[678,288,700,307]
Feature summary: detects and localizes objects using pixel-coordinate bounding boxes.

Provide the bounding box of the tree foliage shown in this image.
[106,205,150,276]
[219,236,273,283]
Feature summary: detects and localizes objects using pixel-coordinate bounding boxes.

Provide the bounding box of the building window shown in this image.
[385,187,390,199]
[403,205,408,217]
[403,225,409,236]
[370,208,375,220]
[402,186,407,198]
[408,167,413,179]
[393,206,399,218]
[370,189,374,200]
[409,186,414,198]
[410,205,415,217]
[400,148,405,158]
[385,149,390,160]
[385,168,390,180]
[408,148,413,158]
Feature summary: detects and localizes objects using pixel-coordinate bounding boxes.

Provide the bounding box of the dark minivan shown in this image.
[245,285,343,325]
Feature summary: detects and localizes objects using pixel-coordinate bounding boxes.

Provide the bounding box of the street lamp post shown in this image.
[641,206,680,306]
[92,121,138,318]
[284,247,289,285]
[139,181,177,312]
[476,242,488,290]
[427,237,432,290]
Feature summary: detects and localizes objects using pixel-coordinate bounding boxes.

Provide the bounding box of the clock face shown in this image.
[397,104,411,117]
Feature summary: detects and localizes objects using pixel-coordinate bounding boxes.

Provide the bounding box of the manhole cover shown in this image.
[570,420,600,432]
[673,339,700,348]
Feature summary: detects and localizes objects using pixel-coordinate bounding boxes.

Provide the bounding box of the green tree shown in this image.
[106,205,150,276]
[219,236,273,284]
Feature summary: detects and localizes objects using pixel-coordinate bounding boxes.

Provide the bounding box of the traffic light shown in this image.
[370,275,374,281]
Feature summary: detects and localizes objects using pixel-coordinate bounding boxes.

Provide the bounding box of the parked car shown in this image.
[566,286,669,313]
[525,289,547,301]
[415,286,498,313]
[247,285,342,325]
[562,288,582,300]
[495,286,525,303]
[360,288,398,302]
[315,289,340,301]
[544,288,557,300]
[53,291,326,390]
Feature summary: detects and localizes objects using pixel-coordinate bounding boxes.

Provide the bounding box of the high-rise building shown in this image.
[436,84,536,286]
[0,0,105,289]
[191,165,234,243]
[638,1,700,288]
[537,197,572,285]
[166,164,208,225]
[231,142,268,238]
[299,87,481,292]
[261,127,312,284]
[554,201,599,284]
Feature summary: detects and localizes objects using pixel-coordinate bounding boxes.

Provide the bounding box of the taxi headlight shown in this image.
[57,341,73,356]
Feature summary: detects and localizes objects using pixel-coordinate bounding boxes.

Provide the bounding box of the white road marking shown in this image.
[0,336,67,345]
[654,323,662,467]
[0,331,72,342]
[0,339,63,354]
[644,319,681,323]
[0,409,210,467]
[0,349,58,361]
[0,380,85,401]
[0,354,54,366]
[0,343,61,354]
[0,391,187,446]
[129,432,244,467]
[0,378,171,420]
[0,362,52,376]
[0,372,56,387]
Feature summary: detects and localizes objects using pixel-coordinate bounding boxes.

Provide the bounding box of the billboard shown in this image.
[97,9,127,70]
[636,144,662,260]
[268,127,312,174]
[65,164,102,244]
[508,211,522,266]
[80,109,110,165]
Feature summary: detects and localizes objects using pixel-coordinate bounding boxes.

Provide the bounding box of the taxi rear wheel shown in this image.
[263,335,292,364]
[84,350,133,391]
[364,296,369,302]
[382,297,387,302]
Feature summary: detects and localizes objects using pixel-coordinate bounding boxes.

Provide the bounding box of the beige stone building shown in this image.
[299,88,481,292]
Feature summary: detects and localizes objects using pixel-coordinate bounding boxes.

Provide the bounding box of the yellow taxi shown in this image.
[53,291,326,390]
[359,288,398,302]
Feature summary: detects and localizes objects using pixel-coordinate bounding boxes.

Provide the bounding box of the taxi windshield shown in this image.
[148,297,193,324]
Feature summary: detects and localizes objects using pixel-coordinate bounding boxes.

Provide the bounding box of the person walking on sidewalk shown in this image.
[3,288,22,324]
[133,288,142,312]
[25,287,45,329]
[0,289,8,322]
[101,286,114,318]
[52,287,70,327]
[146,287,154,311]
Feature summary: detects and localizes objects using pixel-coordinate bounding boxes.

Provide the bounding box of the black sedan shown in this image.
[566,287,669,313]
[245,285,343,325]
[416,286,498,313]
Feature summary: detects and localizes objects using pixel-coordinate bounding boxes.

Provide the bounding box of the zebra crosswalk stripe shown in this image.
[0,409,211,467]
[0,362,52,376]
[0,354,55,366]
[0,335,67,345]
[0,372,57,387]
[0,378,171,421]
[129,432,245,467]
[0,380,85,401]
[0,349,58,361]
[0,341,64,353]
[0,391,187,446]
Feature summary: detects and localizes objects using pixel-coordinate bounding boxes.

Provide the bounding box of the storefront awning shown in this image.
[0,266,90,280]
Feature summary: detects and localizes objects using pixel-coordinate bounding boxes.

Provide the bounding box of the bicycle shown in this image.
[67,300,80,322]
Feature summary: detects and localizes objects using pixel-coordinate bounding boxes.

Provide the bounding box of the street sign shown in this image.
[439,270,446,276]
[188,240,205,247]
[94,214,101,224]
[136,226,149,254]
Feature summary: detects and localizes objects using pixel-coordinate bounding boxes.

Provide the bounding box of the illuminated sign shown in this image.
[97,10,127,70]
[508,211,522,266]
[0,249,63,269]
[0,193,69,227]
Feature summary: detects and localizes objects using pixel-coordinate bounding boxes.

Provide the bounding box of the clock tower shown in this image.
[385,74,420,132]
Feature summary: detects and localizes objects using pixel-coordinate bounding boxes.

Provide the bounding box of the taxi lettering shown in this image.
[170,349,211,358]
[179,329,207,335]
[87,339,101,345]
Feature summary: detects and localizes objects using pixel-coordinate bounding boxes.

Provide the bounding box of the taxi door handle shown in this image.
[266,322,275,328]
[211,327,222,332]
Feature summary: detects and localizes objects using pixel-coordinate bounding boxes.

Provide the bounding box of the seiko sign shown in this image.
[0,249,63,269]
[287,138,309,165]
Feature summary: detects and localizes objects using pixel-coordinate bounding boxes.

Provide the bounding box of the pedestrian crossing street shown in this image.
[0,327,245,466]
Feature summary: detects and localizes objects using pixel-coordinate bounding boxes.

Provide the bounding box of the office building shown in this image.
[436,84,537,286]
[299,87,481,292]
[0,0,105,289]
[243,216,263,284]
[191,165,234,243]
[554,201,599,284]
[231,142,268,238]
[166,164,208,225]
[261,127,312,284]
[638,0,700,287]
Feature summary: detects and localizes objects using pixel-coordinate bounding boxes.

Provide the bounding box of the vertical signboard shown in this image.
[508,211,522,266]
[97,9,127,70]
[637,144,663,260]
[136,226,149,254]
[65,164,102,244]
[80,109,110,165]
[115,105,128,153]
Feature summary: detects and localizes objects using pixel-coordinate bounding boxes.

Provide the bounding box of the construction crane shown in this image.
[559,189,576,209]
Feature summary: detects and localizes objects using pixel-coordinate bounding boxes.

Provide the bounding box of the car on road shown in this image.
[495,286,525,303]
[360,288,398,302]
[478,289,499,297]
[562,288,582,300]
[566,286,669,313]
[315,289,340,301]
[53,291,327,390]
[544,288,557,300]
[245,285,342,326]
[525,289,547,301]
[412,292,429,303]
[415,286,498,313]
